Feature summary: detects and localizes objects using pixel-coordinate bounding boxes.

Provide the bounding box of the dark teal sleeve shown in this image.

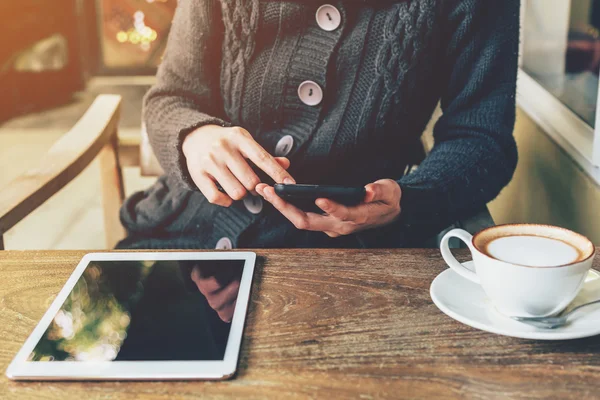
[397,0,520,234]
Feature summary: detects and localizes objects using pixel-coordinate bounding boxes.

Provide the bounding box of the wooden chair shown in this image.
[0,95,125,250]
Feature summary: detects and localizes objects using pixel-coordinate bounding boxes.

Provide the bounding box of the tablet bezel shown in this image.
[6,251,257,380]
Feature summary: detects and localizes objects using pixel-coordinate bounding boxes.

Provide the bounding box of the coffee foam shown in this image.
[485,236,581,267]
[473,224,594,267]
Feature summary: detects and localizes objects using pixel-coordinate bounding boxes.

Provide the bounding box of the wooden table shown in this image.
[1,250,599,399]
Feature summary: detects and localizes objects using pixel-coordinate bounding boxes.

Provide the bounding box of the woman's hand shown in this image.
[190,265,241,323]
[183,125,295,207]
[256,179,402,237]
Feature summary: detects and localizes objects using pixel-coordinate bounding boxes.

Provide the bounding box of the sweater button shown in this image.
[243,195,263,215]
[298,81,323,106]
[316,5,341,31]
[216,237,233,250]
[275,135,294,157]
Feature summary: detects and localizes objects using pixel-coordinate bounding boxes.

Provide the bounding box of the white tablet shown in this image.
[6,251,256,381]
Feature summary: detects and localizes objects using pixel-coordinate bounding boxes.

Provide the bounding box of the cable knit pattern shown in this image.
[348,0,437,157]
[373,0,435,127]
[122,0,521,250]
[219,0,260,123]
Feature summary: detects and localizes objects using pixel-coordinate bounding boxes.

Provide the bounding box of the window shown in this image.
[97,0,177,71]
[0,2,84,122]
[520,0,600,171]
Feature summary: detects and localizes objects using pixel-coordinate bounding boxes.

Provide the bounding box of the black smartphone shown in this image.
[274,184,366,213]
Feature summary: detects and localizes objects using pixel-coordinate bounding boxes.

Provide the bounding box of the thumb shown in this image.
[364,179,399,204]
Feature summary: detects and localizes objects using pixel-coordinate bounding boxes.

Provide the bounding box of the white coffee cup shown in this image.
[440,224,596,317]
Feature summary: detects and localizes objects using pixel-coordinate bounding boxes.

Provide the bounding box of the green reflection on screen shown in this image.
[29,261,154,362]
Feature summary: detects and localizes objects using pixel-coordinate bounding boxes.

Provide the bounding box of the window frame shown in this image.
[518,0,600,184]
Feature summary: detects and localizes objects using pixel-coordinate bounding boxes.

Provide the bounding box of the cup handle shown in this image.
[440,228,480,284]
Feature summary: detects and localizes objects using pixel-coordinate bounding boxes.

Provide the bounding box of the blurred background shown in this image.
[0,0,176,249]
[0,0,176,121]
[2,0,600,249]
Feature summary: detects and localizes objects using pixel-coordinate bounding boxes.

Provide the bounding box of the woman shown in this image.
[119,0,519,250]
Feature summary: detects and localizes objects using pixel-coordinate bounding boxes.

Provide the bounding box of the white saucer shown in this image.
[430,262,600,340]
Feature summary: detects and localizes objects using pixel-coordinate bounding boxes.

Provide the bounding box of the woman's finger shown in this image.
[211,280,240,311]
[258,185,337,232]
[258,185,360,235]
[316,199,385,234]
[315,199,360,222]
[258,185,309,229]
[208,163,248,201]
[191,270,222,295]
[224,151,261,191]
[275,157,291,170]
[365,179,400,204]
[190,267,240,322]
[201,280,240,321]
[217,300,237,323]
[239,138,296,184]
[217,301,237,323]
[193,173,233,207]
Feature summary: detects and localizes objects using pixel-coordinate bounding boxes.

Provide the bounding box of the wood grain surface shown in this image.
[1,249,599,400]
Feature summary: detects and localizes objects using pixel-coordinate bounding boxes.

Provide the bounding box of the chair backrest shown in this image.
[0,95,124,249]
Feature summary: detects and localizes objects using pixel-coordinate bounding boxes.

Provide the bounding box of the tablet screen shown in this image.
[28,259,245,362]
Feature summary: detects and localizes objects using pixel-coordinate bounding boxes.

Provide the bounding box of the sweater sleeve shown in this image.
[396,0,520,235]
[143,0,231,190]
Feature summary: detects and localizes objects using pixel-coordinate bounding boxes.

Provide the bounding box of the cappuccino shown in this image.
[483,235,582,267]
[441,224,596,317]
[473,224,594,269]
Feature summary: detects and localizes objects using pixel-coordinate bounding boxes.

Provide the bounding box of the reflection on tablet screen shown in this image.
[28,260,245,362]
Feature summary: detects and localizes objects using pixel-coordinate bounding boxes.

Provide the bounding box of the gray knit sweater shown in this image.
[119,0,520,250]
